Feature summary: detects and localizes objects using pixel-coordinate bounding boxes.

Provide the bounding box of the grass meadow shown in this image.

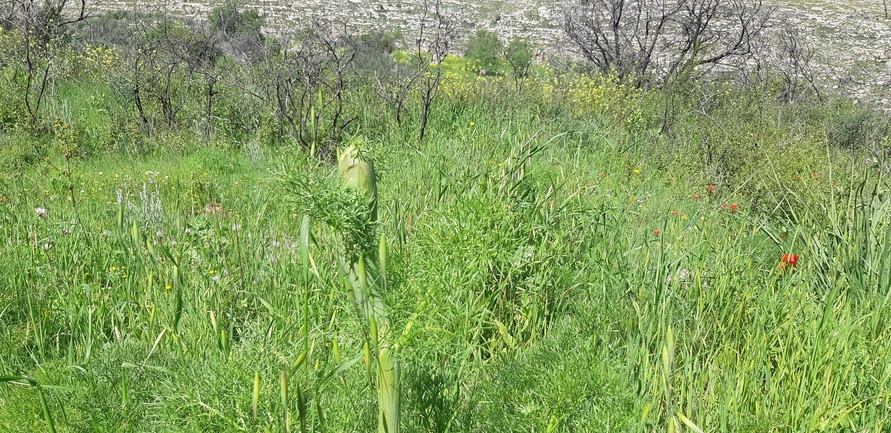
[1,37,891,432]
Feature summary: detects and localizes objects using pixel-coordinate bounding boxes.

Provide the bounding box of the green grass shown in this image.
[2,48,891,432]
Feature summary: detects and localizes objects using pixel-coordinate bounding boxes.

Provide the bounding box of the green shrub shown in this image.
[208,0,265,39]
[353,30,400,74]
[464,29,502,74]
[826,102,874,151]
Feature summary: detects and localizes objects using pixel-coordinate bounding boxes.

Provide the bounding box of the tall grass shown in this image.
[1,50,890,432]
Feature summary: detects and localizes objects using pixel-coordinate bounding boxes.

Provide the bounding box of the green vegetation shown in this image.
[504,37,533,78]
[209,1,265,39]
[464,29,502,73]
[1,5,891,433]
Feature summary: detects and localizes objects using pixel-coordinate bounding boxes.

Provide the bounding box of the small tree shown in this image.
[563,0,773,85]
[504,37,533,90]
[0,0,89,122]
[415,0,455,140]
[773,25,821,104]
[372,0,454,140]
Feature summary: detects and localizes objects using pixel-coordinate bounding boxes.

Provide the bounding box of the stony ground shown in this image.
[91,0,891,105]
[773,0,891,105]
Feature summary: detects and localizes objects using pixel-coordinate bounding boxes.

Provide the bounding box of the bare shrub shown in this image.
[735,18,822,106]
[373,0,455,140]
[131,19,222,131]
[260,20,358,152]
[563,0,773,85]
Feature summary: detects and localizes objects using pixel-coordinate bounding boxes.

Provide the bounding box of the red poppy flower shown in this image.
[708,185,716,192]
[730,204,739,211]
[672,210,680,216]
[781,253,798,267]
[693,194,701,199]
[653,229,661,236]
